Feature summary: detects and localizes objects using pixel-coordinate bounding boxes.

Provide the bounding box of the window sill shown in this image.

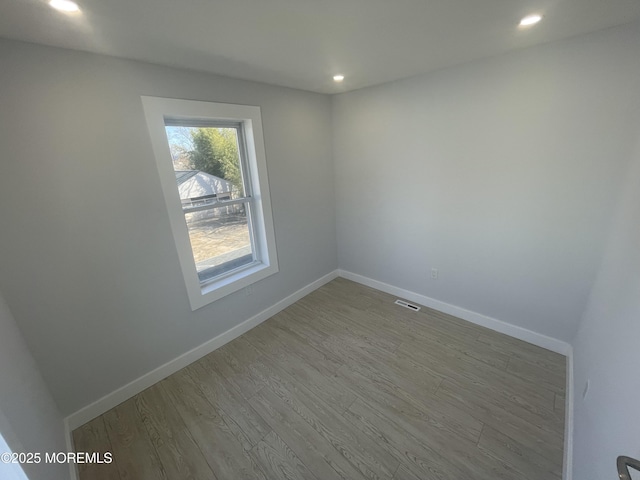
[188,261,278,311]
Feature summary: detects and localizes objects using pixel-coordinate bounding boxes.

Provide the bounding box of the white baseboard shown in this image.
[563,347,574,480]
[337,269,571,355]
[65,270,339,431]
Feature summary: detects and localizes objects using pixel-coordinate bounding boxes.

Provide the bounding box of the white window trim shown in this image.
[142,97,279,310]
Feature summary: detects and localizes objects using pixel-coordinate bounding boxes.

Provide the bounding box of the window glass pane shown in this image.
[164,123,256,284]
[165,125,246,199]
[185,205,254,282]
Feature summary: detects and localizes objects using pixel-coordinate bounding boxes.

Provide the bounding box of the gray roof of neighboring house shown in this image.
[175,170,199,186]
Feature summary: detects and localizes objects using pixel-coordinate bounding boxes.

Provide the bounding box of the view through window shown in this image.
[164,123,255,283]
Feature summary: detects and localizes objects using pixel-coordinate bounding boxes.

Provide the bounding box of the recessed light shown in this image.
[519,14,542,27]
[49,0,80,13]
[333,74,345,82]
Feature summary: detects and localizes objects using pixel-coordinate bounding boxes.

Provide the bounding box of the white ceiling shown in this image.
[1,0,640,94]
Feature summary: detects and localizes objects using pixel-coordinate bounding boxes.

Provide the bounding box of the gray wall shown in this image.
[571,136,640,478]
[0,292,68,480]
[332,23,640,341]
[0,39,337,414]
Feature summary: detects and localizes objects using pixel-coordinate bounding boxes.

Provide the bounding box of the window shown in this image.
[142,97,278,310]
[0,433,28,480]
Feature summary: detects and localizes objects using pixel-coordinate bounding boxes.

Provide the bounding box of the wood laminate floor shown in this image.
[73,278,566,480]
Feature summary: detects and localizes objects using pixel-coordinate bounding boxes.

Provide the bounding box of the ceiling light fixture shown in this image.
[49,0,80,13]
[333,74,345,82]
[519,14,542,27]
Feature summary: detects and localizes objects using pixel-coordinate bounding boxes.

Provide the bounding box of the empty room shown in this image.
[1,1,639,479]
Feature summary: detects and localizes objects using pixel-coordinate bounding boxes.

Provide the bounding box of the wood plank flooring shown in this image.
[73,278,566,480]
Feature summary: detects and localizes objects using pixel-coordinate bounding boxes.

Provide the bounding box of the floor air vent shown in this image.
[394,299,420,311]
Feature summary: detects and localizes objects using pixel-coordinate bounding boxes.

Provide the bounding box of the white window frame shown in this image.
[142,97,279,310]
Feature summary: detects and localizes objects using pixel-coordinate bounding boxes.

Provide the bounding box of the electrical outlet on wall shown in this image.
[431,268,438,280]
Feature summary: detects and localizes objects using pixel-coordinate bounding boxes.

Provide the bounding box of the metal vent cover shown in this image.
[394,299,420,311]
